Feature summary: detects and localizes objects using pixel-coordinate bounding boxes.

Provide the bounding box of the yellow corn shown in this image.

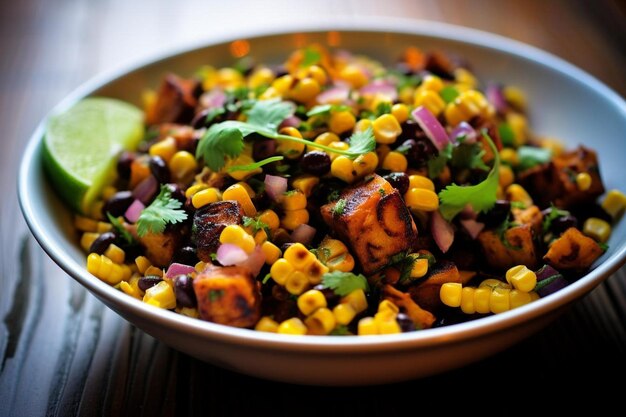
[444,90,493,126]
[331,156,356,183]
[354,119,373,133]
[104,243,125,265]
[499,165,515,188]
[192,187,221,209]
[473,287,491,314]
[284,243,316,270]
[306,308,336,335]
[277,317,308,335]
[168,151,197,183]
[87,253,131,285]
[143,281,176,309]
[382,151,408,172]
[271,74,294,95]
[282,190,307,210]
[219,224,256,254]
[376,315,401,334]
[509,289,533,309]
[333,303,357,325]
[454,68,478,89]
[285,271,309,295]
[149,137,177,162]
[460,287,476,314]
[503,85,527,110]
[292,175,319,197]
[316,237,355,272]
[414,89,446,116]
[500,148,519,166]
[144,265,164,277]
[327,141,350,161]
[185,183,208,198]
[489,287,511,314]
[135,256,152,274]
[506,112,528,146]
[302,260,329,285]
[306,65,327,85]
[290,77,320,103]
[539,137,565,156]
[75,215,98,232]
[420,75,444,92]
[342,289,368,314]
[270,258,294,285]
[80,232,100,252]
[277,126,306,159]
[575,172,592,191]
[505,265,537,293]
[261,241,281,264]
[479,278,511,290]
[297,289,327,315]
[280,208,309,230]
[120,275,143,299]
[226,154,262,180]
[378,299,400,315]
[583,217,611,243]
[216,67,244,89]
[358,317,379,335]
[391,103,409,123]
[410,258,429,279]
[255,210,278,232]
[222,184,256,216]
[601,189,626,219]
[372,114,402,144]
[314,131,340,146]
[404,188,439,212]
[248,67,275,89]
[506,184,533,207]
[339,64,368,89]
[408,175,435,192]
[440,282,463,307]
[255,316,279,332]
[352,152,379,177]
[329,110,356,135]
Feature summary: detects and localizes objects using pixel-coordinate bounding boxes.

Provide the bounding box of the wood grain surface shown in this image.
[1,0,625,415]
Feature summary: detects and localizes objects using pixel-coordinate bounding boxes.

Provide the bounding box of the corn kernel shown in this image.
[255,316,279,332]
[333,303,357,325]
[506,184,533,206]
[75,215,98,232]
[307,65,327,85]
[503,86,527,110]
[120,277,142,299]
[87,253,131,285]
[277,126,306,159]
[292,175,319,197]
[135,256,152,274]
[339,64,368,89]
[306,308,337,335]
[261,241,281,264]
[410,258,429,279]
[104,243,125,264]
[192,187,221,209]
[420,75,444,92]
[382,151,408,172]
[248,67,275,89]
[404,188,439,212]
[226,154,263,180]
[185,183,208,198]
[304,260,328,285]
[144,266,163,277]
[445,90,492,126]
[479,278,511,290]
[575,172,592,191]
[408,175,435,192]
[314,131,340,146]
[473,287,491,314]
[372,114,402,144]
[297,289,327,315]
[440,282,462,307]
[602,189,626,219]
[506,112,528,146]
[329,110,356,135]
[377,317,401,334]
[377,299,400,315]
[80,232,100,252]
[282,190,307,210]
[352,152,378,177]
[509,289,533,309]
[280,208,309,230]
[222,184,256,216]
[391,103,409,123]
[583,217,611,243]
[220,224,256,254]
[460,287,476,314]
[499,165,515,188]
[277,317,307,335]
[505,265,537,293]
[284,243,315,269]
[327,141,350,161]
[168,151,197,183]
[414,89,446,116]
[149,137,177,162]
[358,317,379,335]
[270,258,294,285]
[454,68,478,89]
[354,119,373,133]
[500,148,519,166]
[290,77,321,103]
[489,287,511,314]
[258,209,280,231]
[96,221,113,233]
[342,289,368,314]
[285,271,309,295]
[331,156,356,183]
[195,261,207,272]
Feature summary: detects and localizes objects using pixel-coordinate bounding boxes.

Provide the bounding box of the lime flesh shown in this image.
[42,97,144,214]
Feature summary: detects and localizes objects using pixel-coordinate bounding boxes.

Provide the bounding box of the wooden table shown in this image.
[1,0,625,414]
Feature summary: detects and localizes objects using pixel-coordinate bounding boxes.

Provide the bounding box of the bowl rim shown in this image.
[17,17,626,353]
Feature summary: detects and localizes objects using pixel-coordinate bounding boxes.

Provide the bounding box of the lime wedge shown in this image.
[42,97,144,214]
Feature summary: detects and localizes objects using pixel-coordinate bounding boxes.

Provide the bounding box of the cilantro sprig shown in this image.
[321,271,369,296]
[196,100,375,171]
[136,185,188,237]
[438,133,501,221]
[106,212,135,245]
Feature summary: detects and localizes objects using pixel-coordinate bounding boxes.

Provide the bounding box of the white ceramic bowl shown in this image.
[18,19,626,386]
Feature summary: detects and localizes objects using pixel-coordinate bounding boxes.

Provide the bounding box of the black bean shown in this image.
[174,274,197,308]
[479,200,511,227]
[103,191,134,217]
[149,156,170,184]
[88,232,116,255]
[396,313,416,332]
[172,246,199,266]
[301,151,331,176]
[191,108,210,129]
[117,151,135,180]
[552,215,578,234]
[138,275,163,292]
[163,183,186,205]
[396,125,437,166]
[312,284,340,306]
[252,138,277,161]
[383,172,410,195]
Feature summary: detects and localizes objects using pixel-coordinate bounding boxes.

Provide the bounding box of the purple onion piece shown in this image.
[290,224,317,246]
[165,262,196,279]
[132,175,158,204]
[216,243,248,266]
[124,199,145,223]
[536,275,569,297]
[431,210,455,253]
[411,106,449,151]
[449,121,477,144]
[264,174,288,202]
[486,83,507,114]
[359,80,398,102]
[316,85,350,104]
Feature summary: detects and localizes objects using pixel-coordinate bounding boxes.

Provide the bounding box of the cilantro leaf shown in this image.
[321,271,369,296]
[330,325,352,336]
[196,123,245,171]
[301,47,321,67]
[375,102,392,117]
[243,216,269,235]
[427,143,453,178]
[106,212,135,245]
[517,146,552,171]
[541,204,571,233]
[498,123,515,147]
[136,185,188,237]
[333,198,347,216]
[438,133,500,221]
[227,156,284,173]
[495,215,521,250]
[439,86,459,103]
[451,143,489,171]
[306,103,352,117]
[346,127,376,158]
[246,99,293,131]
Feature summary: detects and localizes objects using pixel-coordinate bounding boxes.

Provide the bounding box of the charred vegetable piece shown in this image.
[320,174,417,275]
[512,205,543,236]
[408,260,461,312]
[477,224,538,271]
[543,227,603,271]
[384,285,435,329]
[146,74,199,125]
[193,265,261,327]
[192,200,243,262]
[134,226,184,268]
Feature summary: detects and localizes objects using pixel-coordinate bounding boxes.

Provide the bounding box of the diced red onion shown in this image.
[132,175,158,204]
[199,88,226,109]
[460,219,485,240]
[449,121,477,144]
[216,243,248,266]
[279,115,302,129]
[411,106,450,151]
[431,210,455,253]
[316,85,350,104]
[165,262,196,279]
[486,83,507,114]
[359,80,398,101]
[290,224,317,246]
[535,264,561,281]
[535,264,569,297]
[264,174,287,202]
[124,199,145,223]
[235,245,265,276]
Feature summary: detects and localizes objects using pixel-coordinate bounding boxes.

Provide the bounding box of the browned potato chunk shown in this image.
[477,224,538,271]
[193,265,261,328]
[321,175,418,275]
[408,261,461,312]
[146,73,198,125]
[192,200,243,262]
[512,205,543,236]
[134,227,183,268]
[384,285,435,329]
[544,227,603,271]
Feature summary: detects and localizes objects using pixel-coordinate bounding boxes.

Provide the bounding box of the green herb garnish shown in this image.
[209,289,225,302]
[106,212,135,245]
[427,143,454,178]
[333,198,347,216]
[243,216,269,235]
[541,204,571,233]
[301,47,321,67]
[517,146,552,171]
[375,101,392,117]
[495,215,521,250]
[136,185,188,237]
[227,156,284,173]
[321,271,369,296]
[498,122,515,147]
[439,86,459,103]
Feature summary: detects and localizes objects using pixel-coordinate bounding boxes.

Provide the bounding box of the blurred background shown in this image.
[1,0,625,415]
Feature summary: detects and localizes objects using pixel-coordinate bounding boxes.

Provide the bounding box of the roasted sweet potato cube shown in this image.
[477,224,538,271]
[384,285,435,329]
[320,175,418,275]
[544,227,603,271]
[192,201,243,262]
[146,73,198,125]
[135,227,183,268]
[193,265,261,328]
[408,261,461,312]
[512,205,543,236]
